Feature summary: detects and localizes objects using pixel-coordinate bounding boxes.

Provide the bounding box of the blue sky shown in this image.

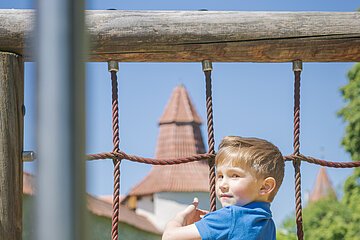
[2,0,359,226]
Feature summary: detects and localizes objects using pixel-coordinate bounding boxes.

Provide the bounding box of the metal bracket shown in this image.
[293,60,303,72]
[22,151,37,162]
[202,60,213,72]
[108,61,119,72]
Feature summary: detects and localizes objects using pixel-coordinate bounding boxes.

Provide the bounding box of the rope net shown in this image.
[86,60,360,240]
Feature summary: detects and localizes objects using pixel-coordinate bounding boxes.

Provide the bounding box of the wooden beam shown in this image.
[0,52,24,240]
[1,10,360,62]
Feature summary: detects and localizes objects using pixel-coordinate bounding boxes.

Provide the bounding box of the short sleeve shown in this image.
[195,207,233,240]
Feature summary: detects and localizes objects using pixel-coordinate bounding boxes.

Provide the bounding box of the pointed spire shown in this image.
[159,85,202,124]
[156,85,205,158]
[309,167,337,203]
[126,85,209,196]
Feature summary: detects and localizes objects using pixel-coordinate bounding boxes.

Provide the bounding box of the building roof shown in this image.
[23,172,36,195]
[87,195,160,234]
[126,85,210,196]
[159,85,202,124]
[97,195,125,204]
[308,167,337,203]
[22,172,160,234]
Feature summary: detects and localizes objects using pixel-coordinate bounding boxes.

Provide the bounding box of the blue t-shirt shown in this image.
[195,202,275,240]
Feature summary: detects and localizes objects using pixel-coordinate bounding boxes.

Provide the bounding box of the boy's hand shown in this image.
[176,198,209,226]
[162,198,205,240]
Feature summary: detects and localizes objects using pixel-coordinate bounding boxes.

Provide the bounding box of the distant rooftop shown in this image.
[158,84,202,125]
[308,167,337,203]
[23,172,160,234]
[127,85,209,196]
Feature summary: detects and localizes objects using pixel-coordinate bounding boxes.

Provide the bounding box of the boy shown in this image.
[162,136,284,240]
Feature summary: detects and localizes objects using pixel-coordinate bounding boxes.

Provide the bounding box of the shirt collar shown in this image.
[241,201,271,212]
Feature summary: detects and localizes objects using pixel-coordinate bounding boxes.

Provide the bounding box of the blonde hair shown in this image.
[215,136,284,201]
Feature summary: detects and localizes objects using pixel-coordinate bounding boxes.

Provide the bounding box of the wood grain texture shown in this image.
[0,10,360,62]
[0,52,24,240]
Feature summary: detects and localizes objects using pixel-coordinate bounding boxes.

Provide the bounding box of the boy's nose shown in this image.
[219,181,229,192]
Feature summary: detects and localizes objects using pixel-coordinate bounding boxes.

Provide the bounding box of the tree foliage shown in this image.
[338,64,360,238]
[277,63,360,239]
[338,63,360,164]
[277,197,353,240]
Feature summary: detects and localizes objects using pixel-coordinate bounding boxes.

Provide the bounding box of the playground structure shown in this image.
[0,6,360,240]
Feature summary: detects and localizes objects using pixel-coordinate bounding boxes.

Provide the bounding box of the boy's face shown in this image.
[216,164,263,207]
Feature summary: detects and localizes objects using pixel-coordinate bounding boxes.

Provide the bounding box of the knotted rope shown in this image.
[87,151,360,168]
[292,60,304,240]
[108,61,121,240]
[202,60,217,212]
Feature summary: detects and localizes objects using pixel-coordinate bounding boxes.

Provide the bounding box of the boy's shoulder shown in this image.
[229,202,275,239]
[195,202,275,240]
[202,201,272,220]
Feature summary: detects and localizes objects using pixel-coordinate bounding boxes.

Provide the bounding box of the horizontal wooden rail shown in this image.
[1,10,360,62]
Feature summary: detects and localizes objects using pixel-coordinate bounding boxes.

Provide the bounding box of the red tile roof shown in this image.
[97,195,125,204]
[87,195,160,234]
[23,172,160,234]
[159,85,202,124]
[309,167,337,203]
[23,172,36,195]
[127,85,210,196]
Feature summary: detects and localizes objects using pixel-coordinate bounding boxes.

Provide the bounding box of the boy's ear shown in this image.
[259,177,276,196]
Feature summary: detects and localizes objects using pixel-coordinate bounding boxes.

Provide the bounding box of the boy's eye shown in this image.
[217,175,223,179]
[231,174,240,178]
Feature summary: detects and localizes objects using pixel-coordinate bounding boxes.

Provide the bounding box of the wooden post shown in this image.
[0,52,24,240]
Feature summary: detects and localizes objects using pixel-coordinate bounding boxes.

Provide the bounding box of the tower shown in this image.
[308,167,337,203]
[122,85,210,230]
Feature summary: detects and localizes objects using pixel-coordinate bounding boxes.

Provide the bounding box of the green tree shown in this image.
[338,63,360,239]
[277,63,360,239]
[277,197,350,240]
[302,198,350,239]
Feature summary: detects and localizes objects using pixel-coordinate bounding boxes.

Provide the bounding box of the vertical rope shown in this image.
[202,60,216,212]
[292,61,304,240]
[109,61,121,240]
